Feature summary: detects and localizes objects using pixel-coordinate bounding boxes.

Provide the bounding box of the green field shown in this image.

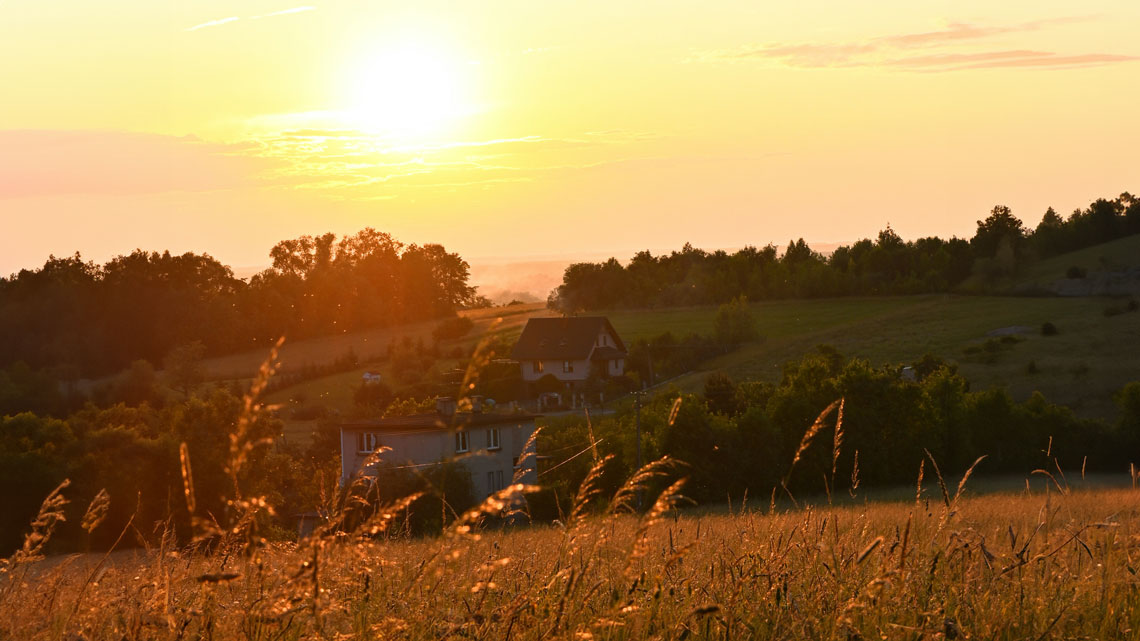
[238,239,1140,439]
[201,302,550,381]
[632,295,1140,420]
[1015,233,1140,287]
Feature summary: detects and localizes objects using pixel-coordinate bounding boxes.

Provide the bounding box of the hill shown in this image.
[640,294,1139,420]
[1011,233,1140,295]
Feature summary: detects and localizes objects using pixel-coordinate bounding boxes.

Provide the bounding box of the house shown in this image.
[510,317,627,405]
[338,396,538,502]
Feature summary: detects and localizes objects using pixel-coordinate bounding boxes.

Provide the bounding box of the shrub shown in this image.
[354,381,394,410]
[1026,360,1039,375]
[1066,265,1087,279]
[1041,321,1059,336]
[713,296,759,347]
[432,316,475,342]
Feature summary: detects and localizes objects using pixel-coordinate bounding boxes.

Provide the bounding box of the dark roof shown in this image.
[510,317,627,360]
[340,411,539,433]
[590,346,625,361]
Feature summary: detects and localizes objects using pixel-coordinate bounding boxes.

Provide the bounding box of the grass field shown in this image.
[261,292,1139,438]
[644,294,1140,420]
[1015,234,1140,287]
[201,302,550,381]
[6,466,1139,640]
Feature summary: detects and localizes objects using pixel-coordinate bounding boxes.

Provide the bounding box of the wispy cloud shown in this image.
[0,130,279,199]
[695,17,1136,72]
[184,6,315,32]
[185,16,240,32]
[885,50,1137,71]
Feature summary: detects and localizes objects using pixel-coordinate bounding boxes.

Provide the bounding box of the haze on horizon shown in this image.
[2,0,1138,277]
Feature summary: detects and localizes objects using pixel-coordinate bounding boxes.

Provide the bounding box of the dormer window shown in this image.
[563,361,574,373]
[534,360,544,373]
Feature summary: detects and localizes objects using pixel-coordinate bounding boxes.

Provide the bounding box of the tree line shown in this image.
[538,346,1140,508]
[550,192,1140,311]
[0,229,480,381]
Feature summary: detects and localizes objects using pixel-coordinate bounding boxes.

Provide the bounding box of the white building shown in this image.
[338,397,538,501]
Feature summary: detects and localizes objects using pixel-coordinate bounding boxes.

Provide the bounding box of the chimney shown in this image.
[469,395,484,414]
[436,396,457,417]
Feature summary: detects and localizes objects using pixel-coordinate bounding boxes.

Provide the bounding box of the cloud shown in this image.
[0,130,279,199]
[184,5,315,32]
[884,50,1138,71]
[0,125,660,204]
[696,17,1136,72]
[185,16,240,32]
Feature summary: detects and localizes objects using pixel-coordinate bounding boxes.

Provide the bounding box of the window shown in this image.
[533,360,544,373]
[356,432,380,454]
[486,427,501,450]
[455,430,469,453]
[487,469,505,493]
[563,361,574,373]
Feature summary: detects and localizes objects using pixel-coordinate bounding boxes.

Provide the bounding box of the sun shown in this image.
[342,40,473,140]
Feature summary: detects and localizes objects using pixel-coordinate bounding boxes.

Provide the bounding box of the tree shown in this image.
[703,372,738,415]
[971,205,1026,259]
[163,341,206,397]
[714,296,758,347]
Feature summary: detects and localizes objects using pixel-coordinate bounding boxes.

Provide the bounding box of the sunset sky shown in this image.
[2,0,1138,279]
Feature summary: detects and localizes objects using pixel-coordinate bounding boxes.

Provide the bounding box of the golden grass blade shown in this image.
[831,398,846,482]
[667,397,683,426]
[179,442,196,515]
[923,448,951,508]
[80,488,110,534]
[785,399,842,484]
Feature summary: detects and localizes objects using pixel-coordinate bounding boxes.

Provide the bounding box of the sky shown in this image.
[2,0,1138,279]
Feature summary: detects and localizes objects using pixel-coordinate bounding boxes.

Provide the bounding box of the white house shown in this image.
[338,397,538,501]
[510,317,628,395]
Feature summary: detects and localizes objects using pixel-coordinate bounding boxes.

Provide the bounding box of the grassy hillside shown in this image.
[1017,233,1140,287]
[201,302,549,381]
[262,292,1138,443]
[8,476,1139,639]
[650,295,1139,420]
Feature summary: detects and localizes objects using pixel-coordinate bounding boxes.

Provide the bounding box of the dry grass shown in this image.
[8,345,1139,640]
[3,471,1139,639]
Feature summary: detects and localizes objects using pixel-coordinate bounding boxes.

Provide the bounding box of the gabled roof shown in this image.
[510,316,627,361]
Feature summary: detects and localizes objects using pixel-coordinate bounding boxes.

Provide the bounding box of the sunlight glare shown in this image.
[343,39,473,141]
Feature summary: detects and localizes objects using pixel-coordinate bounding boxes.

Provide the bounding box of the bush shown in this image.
[1066,265,1087,279]
[1041,322,1059,336]
[354,381,394,411]
[714,296,758,347]
[432,316,475,342]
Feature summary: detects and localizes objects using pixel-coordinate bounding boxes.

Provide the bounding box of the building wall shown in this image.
[520,359,591,382]
[340,418,538,501]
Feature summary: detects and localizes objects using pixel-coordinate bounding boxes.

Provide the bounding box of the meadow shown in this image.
[4,461,1138,640]
[262,292,1139,438]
